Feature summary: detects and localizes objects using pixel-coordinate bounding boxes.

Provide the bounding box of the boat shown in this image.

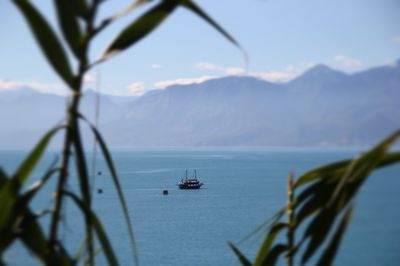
[177,170,204,189]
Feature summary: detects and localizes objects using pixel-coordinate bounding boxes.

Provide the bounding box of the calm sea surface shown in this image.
[1,148,399,265]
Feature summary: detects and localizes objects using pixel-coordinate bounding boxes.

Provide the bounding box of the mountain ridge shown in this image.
[1,60,399,149]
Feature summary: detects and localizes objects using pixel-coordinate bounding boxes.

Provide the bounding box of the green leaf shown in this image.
[295,152,400,220]
[64,191,119,266]
[300,209,336,264]
[181,0,243,51]
[20,212,50,263]
[262,244,288,266]
[79,114,138,265]
[295,160,349,188]
[239,207,286,245]
[298,130,400,264]
[295,181,336,226]
[22,168,60,204]
[54,0,82,58]
[71,118,94,262]
[13,125,65,186]
[254,222,288,266]
[229,242,251,266]
[0,167,8,188]
[100,0,179,61]
[327,130,400,208]
[0,228,15,254]
[93,0,150,37]
[105,0,150,22]
[296,130,400,188]
[13,0,75,88]
[75,237,88,264]
[0,180,19,229]
[0,127,61,230]
[70,0,89,19]
[375,152,400,168]
[317,206,354,266]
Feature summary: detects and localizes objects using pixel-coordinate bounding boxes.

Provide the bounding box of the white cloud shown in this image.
[250,71,294,82]
[394,36,400,44]
[0,79,68,95]
[83,74,96,83]
[151,64,162,69]
[250,62,315,82]
[333,54,362,67]
[154,76,215,89]
[383,58,399,68]
[195,62,245,76]
[195,61,314,82]
[127,82,146,96]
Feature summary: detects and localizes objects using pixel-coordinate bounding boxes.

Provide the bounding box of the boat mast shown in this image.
[194,169,197,179]
[185,169,188,180]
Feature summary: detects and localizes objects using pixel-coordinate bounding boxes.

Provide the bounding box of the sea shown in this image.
[1,148,399,266]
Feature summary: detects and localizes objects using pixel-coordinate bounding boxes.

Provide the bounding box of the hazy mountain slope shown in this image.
[0,89,128,149]
[102,62,400,147]
[1,60,399,149]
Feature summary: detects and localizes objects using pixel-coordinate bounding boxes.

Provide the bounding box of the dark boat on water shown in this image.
[177,170,203,189]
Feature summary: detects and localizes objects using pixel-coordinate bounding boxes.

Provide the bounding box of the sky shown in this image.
[0,0,399,96]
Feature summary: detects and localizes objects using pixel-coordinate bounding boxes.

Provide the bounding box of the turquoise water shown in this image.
[1,149,399,265]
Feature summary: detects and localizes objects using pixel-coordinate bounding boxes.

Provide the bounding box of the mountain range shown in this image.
[1,60,399,149]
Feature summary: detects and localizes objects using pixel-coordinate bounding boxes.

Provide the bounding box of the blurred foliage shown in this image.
[2,0,240,265]
[231,130,400,265]
[3,1,398,265]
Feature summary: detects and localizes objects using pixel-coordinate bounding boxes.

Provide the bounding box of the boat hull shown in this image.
[178,183,203,189]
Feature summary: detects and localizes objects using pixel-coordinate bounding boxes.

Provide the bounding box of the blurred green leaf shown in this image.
[229,242,251,266]
[0,168,8,187]
[295,153,400,214]
[331,131,400,202]
[20,212,50,263]
[0,127,62,232]
[70,0,89,19]
[13,0,75,88]
[262,244,288,266]
[100,0,179,62]
[0,229,14,254]
[238,207,286,245]
[295,181,335,226]
[254,222,288,266]
[295,160,348,188]
[300,131,400,264]
[71,119,94,263]
[181,0,242,50]
[64,191,118,266]
[22,168,60,204]
[0,179,20,230]
[317,205,354,266]
[13,125,64,186]
[296,130,400,189]
[93,0,150,37]
[79,114,138,265]
[300,209,336,264]
[75,237,88,264]
[54,0,82,58]
[255,129,400,265]
[105,0,149,22]
[374,152,400,168]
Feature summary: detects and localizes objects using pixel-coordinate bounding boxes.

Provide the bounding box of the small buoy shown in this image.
[97,188,103,194]
[97,171,102,176]
[163,189,168,195]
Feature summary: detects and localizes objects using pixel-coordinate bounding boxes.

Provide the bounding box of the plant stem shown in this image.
[49,86,81,242]
[286,172,295,266]
[49,2,100,263]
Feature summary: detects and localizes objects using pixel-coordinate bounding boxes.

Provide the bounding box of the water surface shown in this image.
[1,148,399,265]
